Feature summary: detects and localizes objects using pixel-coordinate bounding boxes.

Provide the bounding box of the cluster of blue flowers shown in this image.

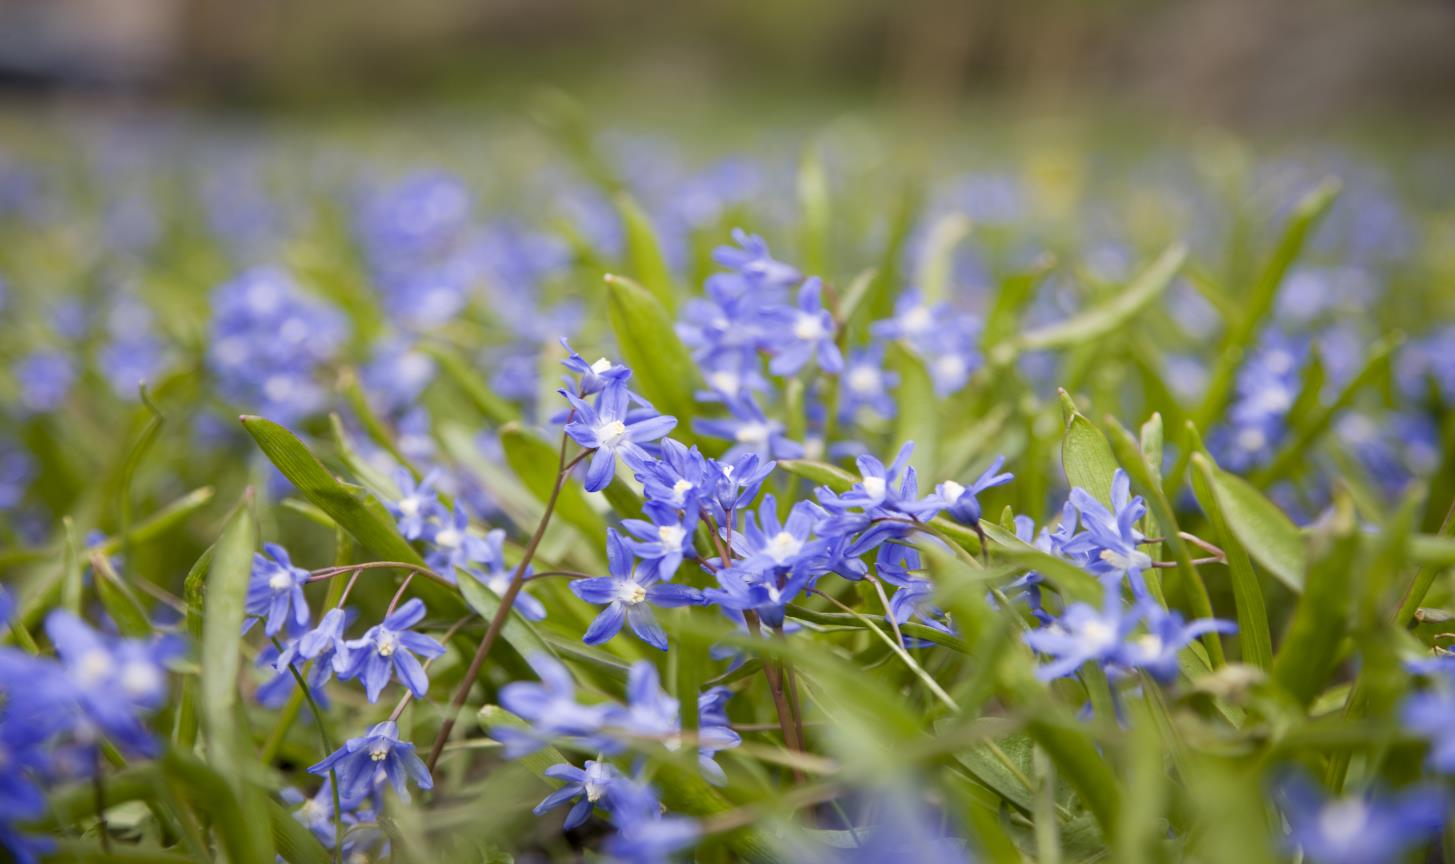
[0,590,181,863]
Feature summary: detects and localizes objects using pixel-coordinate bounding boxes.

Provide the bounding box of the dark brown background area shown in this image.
[1,0,1453,127]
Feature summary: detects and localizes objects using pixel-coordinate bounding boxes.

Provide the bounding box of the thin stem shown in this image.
[524,569,596,582]
[386,573,416,615]
[743,611,806,784]
[426,436,587,773]
[336,569,364,608]
[865,574,905,648]
[272,637,341,864]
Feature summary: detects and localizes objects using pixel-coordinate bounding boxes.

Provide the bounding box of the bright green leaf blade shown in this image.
[604,273,699,425]
[615,193,678,312]
[1194,452,1307,591]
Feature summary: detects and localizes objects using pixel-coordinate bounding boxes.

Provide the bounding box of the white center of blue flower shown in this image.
[369,740,391,762]
[121,660,163,699]
[1318,799,1368,846]
[902,306,933,334]
[658,524,686,549]
[735,422,771,448]
[269,570,294,592]
[1099,548,1152,573]
[793,313,827,341]
[861,476,886,499]
[765,531,803,564]
[939,480,966,502]
[846,366,880,393]
[398,496,421,517]
[709,370,740,394]
[598,419,629,447]
[934,354,967,381]
[617,581,648,605]
[299,799,326,823]
[435,528,461,549]
[77,650,115,688]
[590,358,614,375]
[1134,633,1163,660]
[670,479,694,505]
[1080,619,1118,652]
[1236,427,1267,452]
[377,632,399,657]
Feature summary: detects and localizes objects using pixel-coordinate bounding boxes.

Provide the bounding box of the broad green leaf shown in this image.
[891,343,938,476]
[777,459,858,492]
[1058,390,1118,509]
[604,274,698,425]
[983,256,1054,350]
[1190,453,1274,670]
[1272,491,1358,706]
[1193,450,1306,591]
[918,211,972,304]
[456,572,554,661]
[850,180,920,336]
[162,751,273,864]
[1010,243,1186,356]
[499,423,606,540]
[241,416,425,567]
[199,497,274,864]
[91,552,152,638]
[615,193,677,312]
[939,726,1036,813]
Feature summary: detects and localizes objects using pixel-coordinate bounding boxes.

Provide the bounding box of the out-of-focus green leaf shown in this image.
[615,193,677,312]
[983,256,1054,351]
[797,146,830,276]
[1272,491,1358,706]
[891,343,938,475]
[419,341,518,425]
[1192,450,1306,592]
[456,572,553,661]
[778,459,858,492]
[1190,454,1274,670]
[499,422,605,540]
[605,273,699,425]
[91,552,151,637]
[918,211,972,304]
[1008,243,1186,356]
[1058,390,1118,509]
[198,496,274,864]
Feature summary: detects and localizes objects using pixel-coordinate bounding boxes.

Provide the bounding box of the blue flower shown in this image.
[560,338,633,396]
[257,637,331,710]
[275,607,353,688]
[764,278,842,376]
[604,815,700,864]
[713,228,801,290]
[838,343,899,421]
[562,381,678,492]
[877,544,954,646]
[245,542,311,637]
[534,760,635,829]
[570,530,703,651]
[1120,603,1234,683]
[388,467,444,540]
[0,447,32,510]
[729,494,825,574]
[464,528,546,621]
[622,501,698,582]
[705,563,816,631]
[45,611,180,756]
[1023,590,1139,681]
[15,350,75,414]
[694,396,803,463]
[282,781,341,847]
[1403,658,1455,772]
[1278,774,1446,864]
[494,654,613,757]
[338,599,445,702]
[629,438,711,509]
[614,662,680,741]
[1061,470,1153,594]
[922,456,1014,525]
[694,686,742,786]
[309,720,432,806]
[424,504,490,578]
[702,452,776,527]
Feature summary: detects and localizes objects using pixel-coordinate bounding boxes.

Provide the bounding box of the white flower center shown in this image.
[934,354,967,380]
[584,779,606,802]
[1080,619,1118,652]
[709,370,740,394]
[939,480,966,502]
[398,496,421,517]
[377,633,398,657]
[793,313,827,341]
[861,476,886,499]
[598,419,629,447]
[902,306,933,334]
[1099,548,1153,573]
[1318,799,1369,846]
[735,421,770,447]
[658,524,686,549]
[846,365,880,394]
[1134,633,1164,659]
[670,478,694,505]
[435,528,461,549]
[765,531,803,564]
[77,650,115,688]
[590,358,613,375]
[300,799,326,822]
[1236,427,1267,452]
[120,660,163,699]
[617,581,648,605]
[369,741,391,762]
[269,570,294,592]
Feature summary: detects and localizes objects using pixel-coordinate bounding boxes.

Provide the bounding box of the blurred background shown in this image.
[2,0,1454,128]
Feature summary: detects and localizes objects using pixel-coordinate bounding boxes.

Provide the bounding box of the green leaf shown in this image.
[241,416,425,567]
[604,273,699,425]
[918,211,972,304]
[199,496,274,864]
[982,255,1054,350]
[499,423,606,540]
[614,194,677,312]
[850,180,921,335]
[796,146,830,276]
[419,341,518,425]
[1010,243,1186,356]
[777,459,858,492]
[1190,453,1274,670]
[91,552,152,637]
[1272,491,1359,706]
[1058,390,1118,509]
[891,343,938,475]
[456,572,554,661]
[1192,450,1306,591]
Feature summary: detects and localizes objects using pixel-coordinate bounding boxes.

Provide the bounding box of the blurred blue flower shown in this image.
[388,467,445,541]
[245,542,311,637]
[838,343,898,421]
[464,528,546,621]
[494,654,613,757]
[309,720,433,807]
[15,350,75,413]
[1278,774,1445,864]
[339,598,445,702]
[764,278,842,376]
[694,395,803,463]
